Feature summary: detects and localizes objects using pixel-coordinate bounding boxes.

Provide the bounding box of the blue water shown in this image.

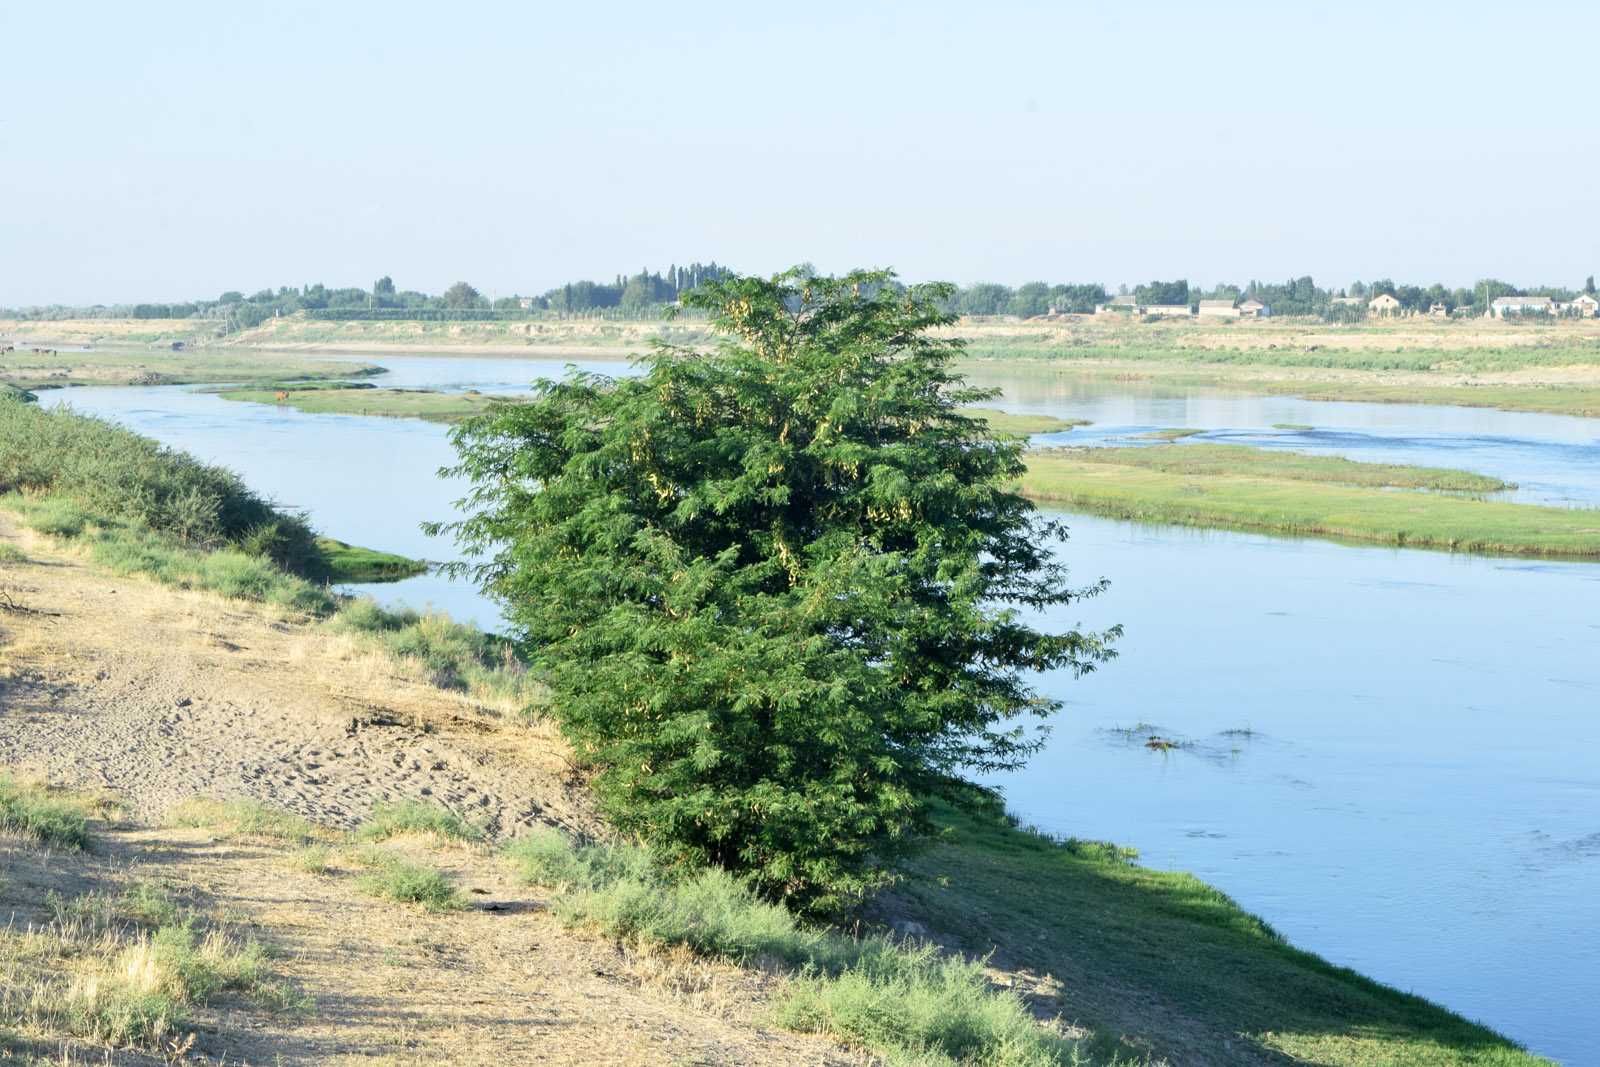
[46,354,1600,1063]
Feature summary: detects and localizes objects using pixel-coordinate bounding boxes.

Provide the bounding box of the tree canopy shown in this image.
[435,268,1118,910]
[443,281,480,309]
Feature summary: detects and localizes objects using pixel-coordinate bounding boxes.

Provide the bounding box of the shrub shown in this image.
[355,857,466,911]
[0,399,322,573]
[24,501,88,538]
[439,269,1117,911]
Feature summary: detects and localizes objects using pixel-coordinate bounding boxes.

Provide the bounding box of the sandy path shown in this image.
[0,512,599,839]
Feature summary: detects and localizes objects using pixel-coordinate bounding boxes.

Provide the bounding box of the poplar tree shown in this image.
[436,268,1117,911]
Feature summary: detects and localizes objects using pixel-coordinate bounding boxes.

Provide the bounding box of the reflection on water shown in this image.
[47,353,1600,1063]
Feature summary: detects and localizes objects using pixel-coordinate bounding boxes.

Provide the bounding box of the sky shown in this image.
[4,0,1597,306]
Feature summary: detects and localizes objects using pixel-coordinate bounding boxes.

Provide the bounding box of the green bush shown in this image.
[355,856,467,911]
[200,550,279,601]
[0,399,322,572]
[24,501,88,538]
[329,599,533,698]
[440,269,1117,912]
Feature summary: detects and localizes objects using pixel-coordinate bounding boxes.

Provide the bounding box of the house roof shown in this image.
[1491,296,1552,306]
[1369,293,1400,304]
[1238,299,1266,308]
[1198,299,1236,308]
[1572,293,1599,303]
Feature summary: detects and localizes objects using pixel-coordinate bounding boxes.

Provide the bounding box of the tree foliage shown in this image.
[443,281,481,309]
[435,268,1117,911]
[1133,279,1189,307]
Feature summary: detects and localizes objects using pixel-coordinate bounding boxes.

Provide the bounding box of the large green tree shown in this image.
[436,268,1117,910]
[443,280,480,308]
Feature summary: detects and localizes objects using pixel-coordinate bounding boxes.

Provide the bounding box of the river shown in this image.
[45,354,1599,1064]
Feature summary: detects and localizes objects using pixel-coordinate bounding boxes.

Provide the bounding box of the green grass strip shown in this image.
[1057,443,1509,491]
[313,537,426,581]
[215,386,499,424]
[963,408,1091,435]
[1019,448,1600,556]
[893,801,1555,1065]
[506,831,1109,1067]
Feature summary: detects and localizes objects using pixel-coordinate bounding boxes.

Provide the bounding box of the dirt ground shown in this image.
[0,515,866,1066]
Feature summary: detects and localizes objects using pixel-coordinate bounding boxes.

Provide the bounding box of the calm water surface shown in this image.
[48,355,1599,1063]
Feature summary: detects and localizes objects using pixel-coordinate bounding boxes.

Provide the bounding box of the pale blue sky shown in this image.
[4,1,1595,305]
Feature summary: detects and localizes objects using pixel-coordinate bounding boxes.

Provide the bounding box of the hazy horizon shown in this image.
[5,1,1595,306]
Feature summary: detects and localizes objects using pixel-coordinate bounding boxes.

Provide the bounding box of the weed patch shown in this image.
[358,798,483,844]
[167,797,332,844]
[2,879,307,1052]
[0,775,99,850]
[354,853,467,912]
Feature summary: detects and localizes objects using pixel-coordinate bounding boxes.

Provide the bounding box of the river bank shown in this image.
[0,503,1559,1066]
[195,378,1600,560]
[9,313,1600,417]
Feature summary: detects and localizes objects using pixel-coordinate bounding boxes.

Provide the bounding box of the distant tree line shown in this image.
[0,264,737,332]
[5,270,1595,327]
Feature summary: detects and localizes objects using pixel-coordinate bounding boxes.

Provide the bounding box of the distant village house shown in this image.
[1197,299,1240,318]
[1238,299,1269,317]
[1488,296,1553,317]
[1367,293,1402,315]
[1094,299,1192,316]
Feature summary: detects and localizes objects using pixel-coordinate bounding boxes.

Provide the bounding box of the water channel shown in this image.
[45,355,1600,1064]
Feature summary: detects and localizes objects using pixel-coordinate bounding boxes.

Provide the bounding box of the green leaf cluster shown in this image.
[437,268,1117,911]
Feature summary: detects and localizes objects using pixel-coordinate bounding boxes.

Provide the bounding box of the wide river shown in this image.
[48,355,1599,1064]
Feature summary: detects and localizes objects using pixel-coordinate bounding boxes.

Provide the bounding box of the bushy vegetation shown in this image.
[438,268,1117,911]
[328,597,534,699]
[28,505,334,613]
[508,830,1104,1067]
[0,396,322,573]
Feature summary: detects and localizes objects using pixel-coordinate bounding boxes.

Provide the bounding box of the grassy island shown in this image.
[0,344,382,391]
[213,382,500,423]
[963,407,1092,434]
[1019,443,1599,557]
